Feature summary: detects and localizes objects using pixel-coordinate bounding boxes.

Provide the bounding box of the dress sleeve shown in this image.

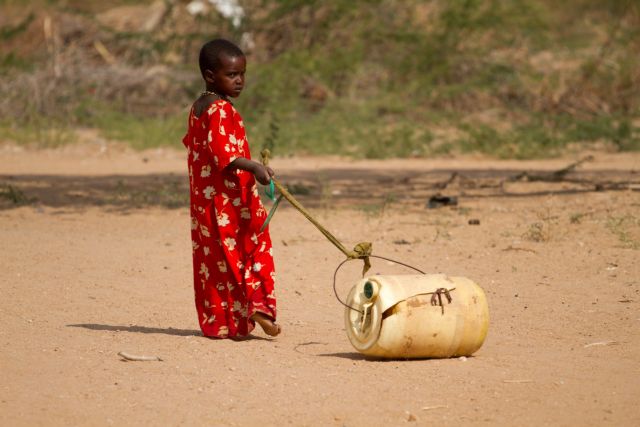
[206,101,240,172]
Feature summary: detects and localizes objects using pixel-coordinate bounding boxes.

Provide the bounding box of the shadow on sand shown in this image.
[68,323,201,336]
[67,323,274,341]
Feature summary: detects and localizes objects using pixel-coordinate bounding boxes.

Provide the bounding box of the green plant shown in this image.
[0,12,34,40]
[606,215,640,249]
[523,209,557,242]
[0,120,76,148]
[0,184,31,205]
[92,110,185,150]
[570,212,585,224]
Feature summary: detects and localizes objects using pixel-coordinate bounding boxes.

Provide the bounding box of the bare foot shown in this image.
[250,312,281,337]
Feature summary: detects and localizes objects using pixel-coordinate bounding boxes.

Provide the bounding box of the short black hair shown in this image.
[199,39,244,76]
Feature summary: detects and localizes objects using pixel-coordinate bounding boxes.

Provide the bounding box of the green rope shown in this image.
[260,194,283,232]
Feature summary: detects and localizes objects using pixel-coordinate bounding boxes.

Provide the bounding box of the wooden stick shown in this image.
[421,405,448,411]
[118,351,163,362]
[583,341,617,348]
[508,156,594,183]
[502,245,537,254]
[94,40,117,65]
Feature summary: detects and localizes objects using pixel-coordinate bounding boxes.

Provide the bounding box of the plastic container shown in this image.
[344,274,489,359]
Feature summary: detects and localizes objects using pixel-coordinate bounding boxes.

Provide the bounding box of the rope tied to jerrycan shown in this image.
[259,149,454,314]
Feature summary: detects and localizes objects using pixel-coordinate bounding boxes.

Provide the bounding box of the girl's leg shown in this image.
[246,236,279,336]
[250,312,281,336]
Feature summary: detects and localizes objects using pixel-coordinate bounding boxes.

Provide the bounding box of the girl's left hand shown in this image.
[253,163,275,185]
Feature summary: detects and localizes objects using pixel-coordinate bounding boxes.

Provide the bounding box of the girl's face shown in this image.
[206,54,246,98]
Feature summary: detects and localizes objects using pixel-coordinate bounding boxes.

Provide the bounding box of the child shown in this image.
[182,39,281,338]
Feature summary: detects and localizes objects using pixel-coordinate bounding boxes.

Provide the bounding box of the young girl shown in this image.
[182,39,281,338]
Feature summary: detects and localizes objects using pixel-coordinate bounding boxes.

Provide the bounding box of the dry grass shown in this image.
[1,0,639,156]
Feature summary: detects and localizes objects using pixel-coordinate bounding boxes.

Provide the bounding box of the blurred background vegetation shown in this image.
[0,0,638,158]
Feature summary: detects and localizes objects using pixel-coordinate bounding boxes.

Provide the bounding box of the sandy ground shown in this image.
[1,144,639,426]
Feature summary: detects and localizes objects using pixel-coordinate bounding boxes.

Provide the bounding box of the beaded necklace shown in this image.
[201,90,227,100]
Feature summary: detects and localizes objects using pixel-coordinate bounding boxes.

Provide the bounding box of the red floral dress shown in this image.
[182,99,276,338]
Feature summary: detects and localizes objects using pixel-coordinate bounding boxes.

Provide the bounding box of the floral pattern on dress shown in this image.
[182,99,276,338]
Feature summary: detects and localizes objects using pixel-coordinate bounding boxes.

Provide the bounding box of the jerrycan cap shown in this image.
[363,280,380,301]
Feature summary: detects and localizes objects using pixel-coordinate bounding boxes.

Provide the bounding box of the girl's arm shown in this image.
[227,157,274,185]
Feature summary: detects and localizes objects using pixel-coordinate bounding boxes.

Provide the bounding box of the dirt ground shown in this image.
[1,143,639,426]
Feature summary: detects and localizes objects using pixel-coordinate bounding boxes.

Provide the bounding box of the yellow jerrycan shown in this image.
[344,274,489,359]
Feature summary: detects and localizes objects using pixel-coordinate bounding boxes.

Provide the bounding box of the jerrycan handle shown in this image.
[333,254,426,314]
